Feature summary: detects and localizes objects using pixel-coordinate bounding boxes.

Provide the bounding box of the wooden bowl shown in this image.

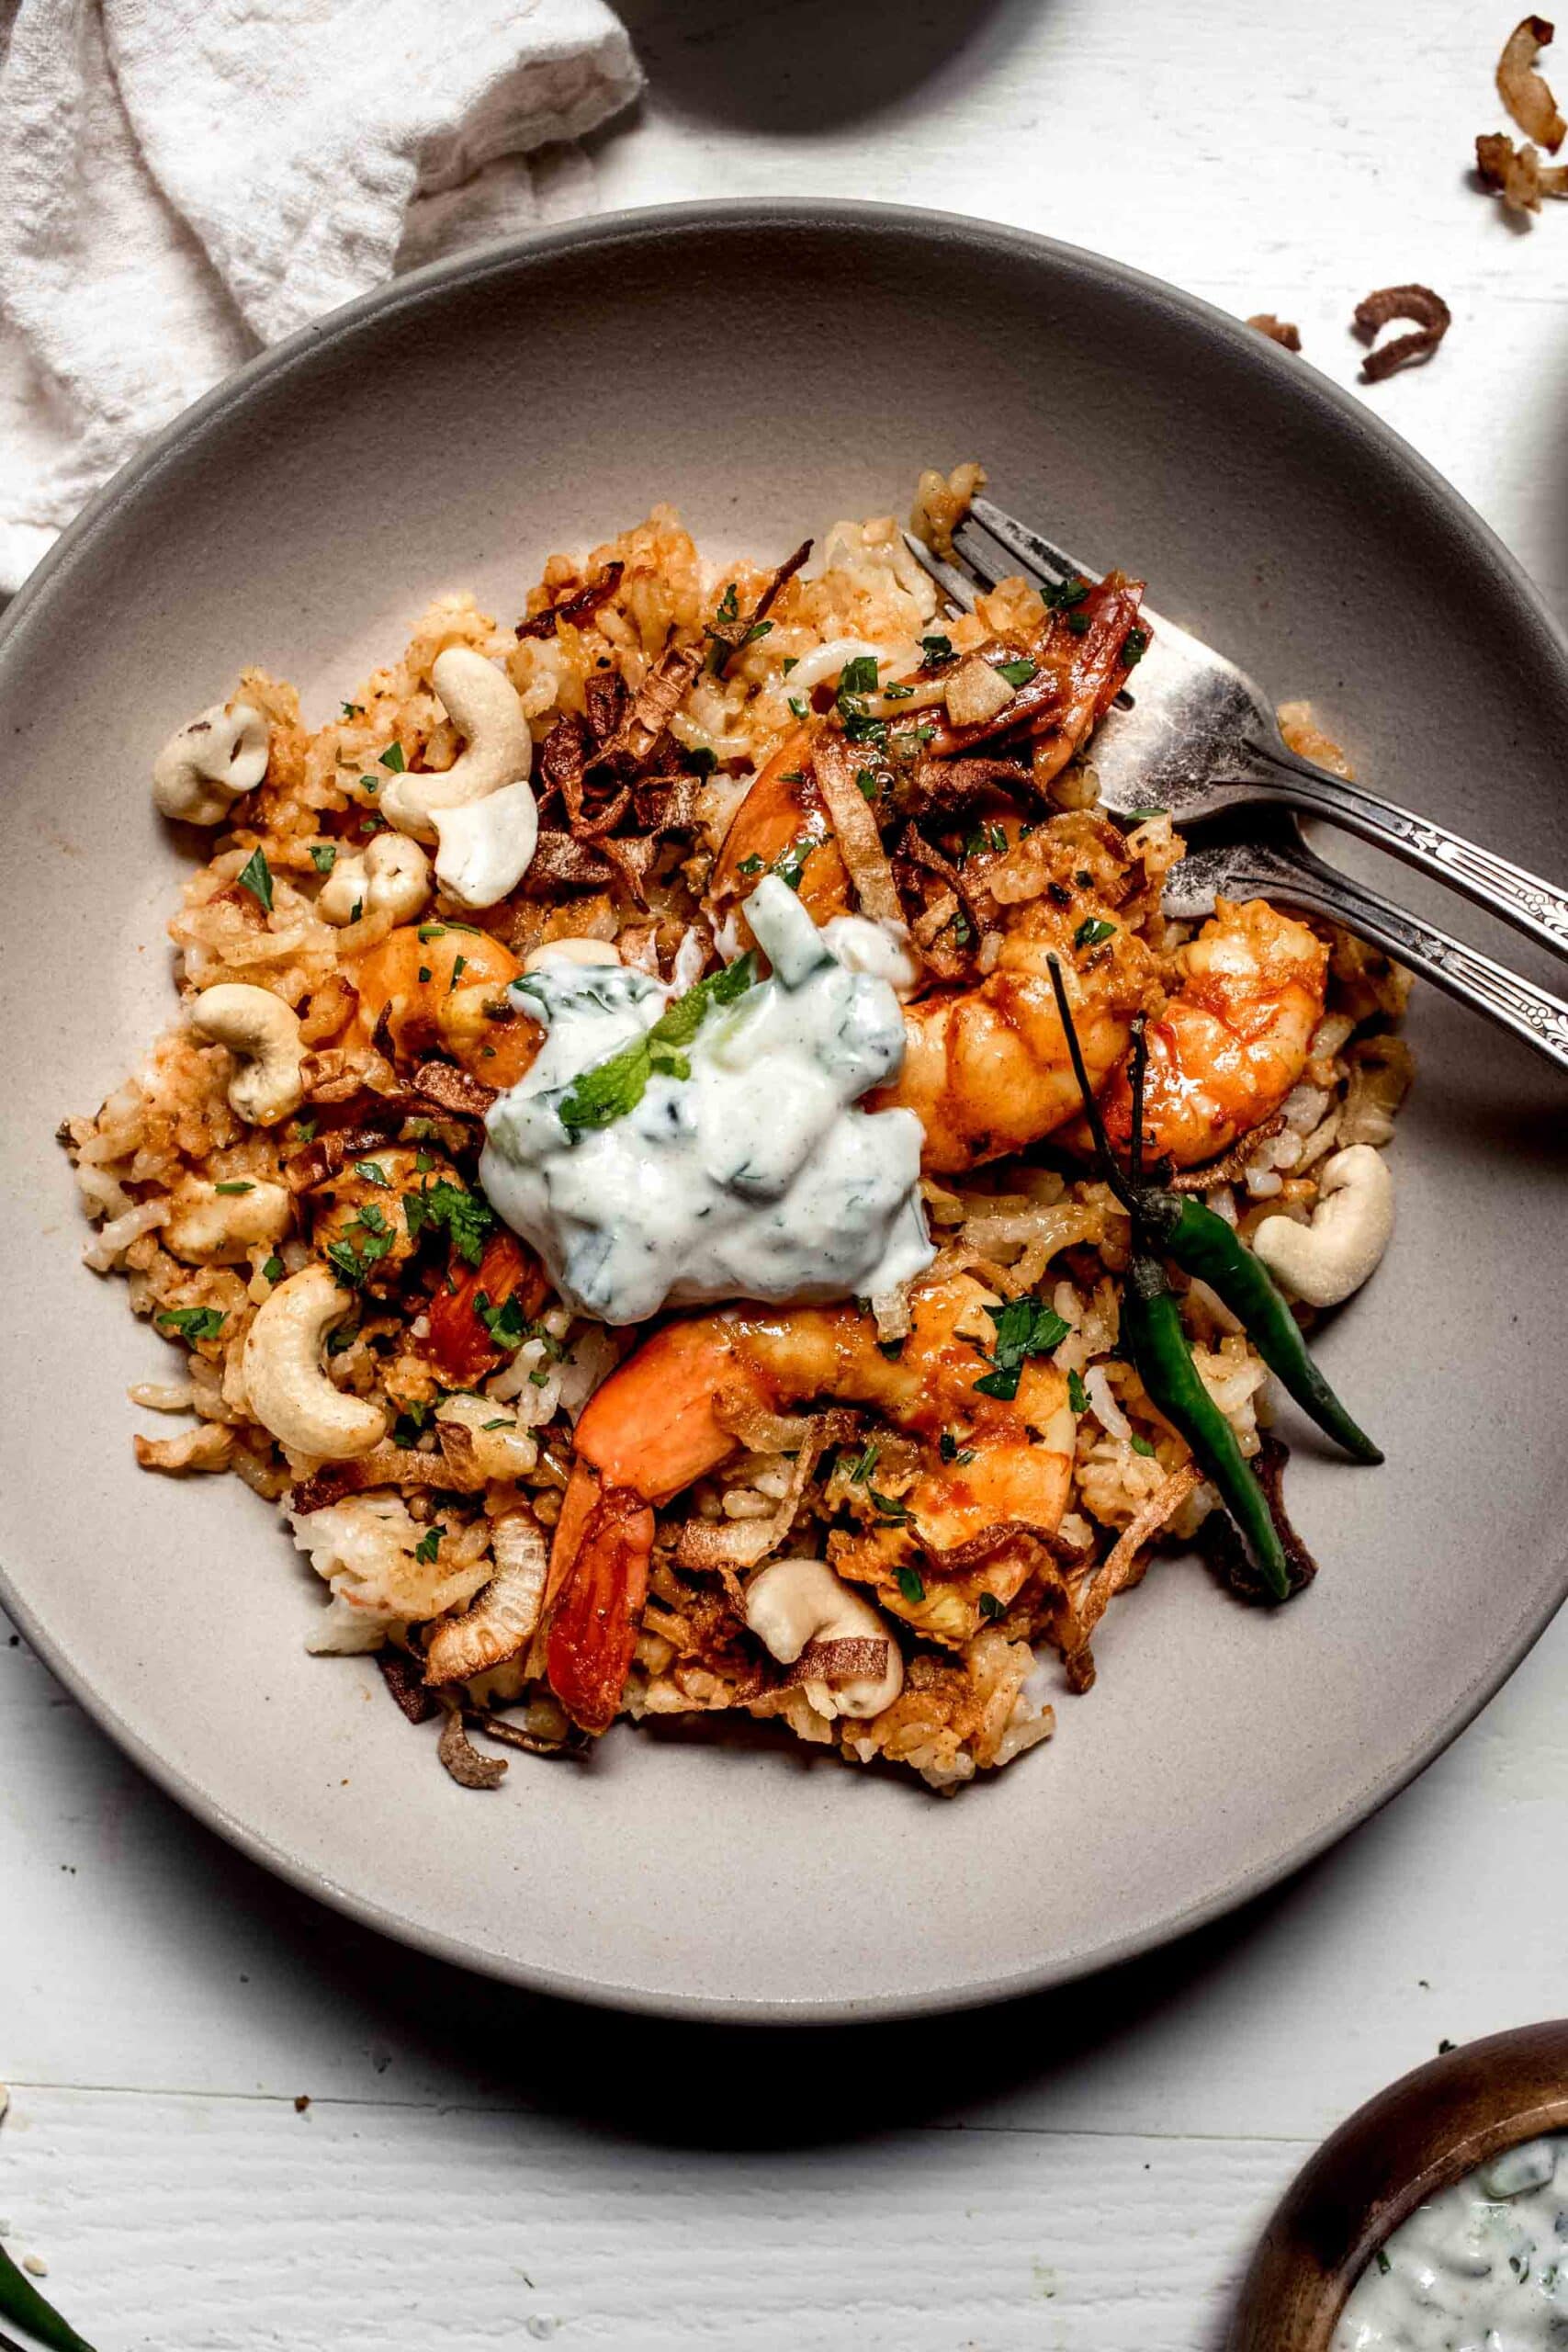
[1230,2020,1568,2349]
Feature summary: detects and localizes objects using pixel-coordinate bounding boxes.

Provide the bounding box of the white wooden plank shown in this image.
[0,2084,1306,2352]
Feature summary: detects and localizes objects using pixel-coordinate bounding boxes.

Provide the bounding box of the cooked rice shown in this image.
[63,495,1410,1792]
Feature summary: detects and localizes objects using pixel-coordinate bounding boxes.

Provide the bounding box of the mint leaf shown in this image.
[558,956,758,1136]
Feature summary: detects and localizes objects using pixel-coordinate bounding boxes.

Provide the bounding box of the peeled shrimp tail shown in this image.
[539,1464,655,1736]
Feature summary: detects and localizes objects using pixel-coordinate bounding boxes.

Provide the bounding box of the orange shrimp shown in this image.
[539,1274,1075,1734]
[1097,898,1329,1169]
[708,724,853,933]
[348,922,539,1086]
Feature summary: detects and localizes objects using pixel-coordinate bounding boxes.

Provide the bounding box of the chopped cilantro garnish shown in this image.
[1130,1434,1156,1457]
[973,1297,1071,1402]
[787,695,808,719]
[341,701,364,719]
[840,708,888,747]
[353,1159,390,1187]
[772,838,810,893]
[1067,1368,1089,1415]
[417,966,432,984]
[996,657,1037,688]
[848,1439,881,1486]
[418,923,446,943]
[156,1306,225,1342]
[262,1254,285,1283]
[234,846,274,914]
[856,769,879,800]
[870,1488,910,1525]
[448,955,467,992]
[781,655,798,675]
[1044,574,1090,612]
[952,912,973,946]
[350,900,364,923]
[403,1178,495,1266]
[475,1290,527,1350]
[360,775,379,795]
[1074,916,1117,949]
[392,1403,432,1446]
[481,1417,513,1431]
[895,1564,925,1602]
[378,741,406,773]
[978,1592,1006,1621]
[939,1430,977,1466]
[213,1180,254,1195]
[1067,610,1091,637]
[412,1525,443,1566]
[324,1223,395,1288]
[1123,628,1149,666]
[883,682,915,701]
[736,854,764,876]
[742,619,773,644]
[292,1116,317,1142]
[310,842,337,876]
[839,655,879,695]
[715,582,739,624]
[558,953,759,1135]
[919,633,954,667]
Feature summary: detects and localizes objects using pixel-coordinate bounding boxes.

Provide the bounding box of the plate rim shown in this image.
[4,194,1565,2025]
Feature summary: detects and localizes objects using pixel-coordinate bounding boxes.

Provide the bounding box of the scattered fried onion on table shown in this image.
[1352,285,1451,383]
[1497,14,1566,148]
[1246,314,1302,352]
[1476,128,1568,210]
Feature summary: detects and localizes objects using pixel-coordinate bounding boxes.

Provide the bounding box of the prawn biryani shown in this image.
[62,468,1411,1796]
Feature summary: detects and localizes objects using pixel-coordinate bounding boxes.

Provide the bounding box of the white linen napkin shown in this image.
[0,0,641,592]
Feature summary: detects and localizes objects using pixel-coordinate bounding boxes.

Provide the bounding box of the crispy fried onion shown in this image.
[517,560,626,640]
[378,1645,435,1724]
[895,822,992,979]
[1057,1464,1201,1690]
[423,1509,549,1685]
[290,1437,490,1515]
[812,731,903,925]
[524,827,658,905]
[1475,128,1568,209]
[283,1114,408,1194]
[675,1408,850,1571]
[782,1635,891,1690]
[1352,285,1451,383]
[434,1689,508,1789]
[1246,313,1302,352]
[603,641,707,769]
[705,539,813,675]
[899,751,1043,822]
[1167,1112,1288,1193]
[1198,1433,1317,1604]
[464,1703,589,1759]
[1498,14,1565,147]
[412,1059,498,1119]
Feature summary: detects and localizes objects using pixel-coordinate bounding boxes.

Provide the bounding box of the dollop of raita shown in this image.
[479,877,933,1324]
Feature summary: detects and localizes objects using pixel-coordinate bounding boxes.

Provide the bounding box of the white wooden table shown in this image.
[5,4,1564,2344]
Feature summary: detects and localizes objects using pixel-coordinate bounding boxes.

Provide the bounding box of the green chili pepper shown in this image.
[1046,957,1292,1600]
[1121,1253,1291,1600]
[1136,1190,1382,1464]
[0,2240,98,2352]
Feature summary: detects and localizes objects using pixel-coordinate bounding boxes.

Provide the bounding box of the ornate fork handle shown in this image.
[1218,835,1568,1079]
[1243,738,1568,968]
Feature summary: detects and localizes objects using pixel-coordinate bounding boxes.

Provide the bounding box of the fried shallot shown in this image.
[1497,14,1565,148]
[1351,285,1451,383]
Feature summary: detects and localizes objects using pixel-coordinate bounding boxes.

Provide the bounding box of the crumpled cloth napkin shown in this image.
[0,0,641,591]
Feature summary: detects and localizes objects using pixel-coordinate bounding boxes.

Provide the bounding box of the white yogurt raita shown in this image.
[1334,2131,1568,2349]
[479,876,933,1324]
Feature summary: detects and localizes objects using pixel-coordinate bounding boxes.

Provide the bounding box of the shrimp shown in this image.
[874,898,1156,1173]
[1097,897,1328,1169]
[539,1273,1076,1733]
[349,922,539,1086]
[708,724,853,933]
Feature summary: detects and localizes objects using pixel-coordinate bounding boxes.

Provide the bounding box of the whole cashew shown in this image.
[433,782,538,910]
[152,701,270,824]
[164,1177,291,1264]
[1252,1145,1394,1308]
[745,1555,905,1720]
[191,984,306,1125]
[379,647,536,908]
[521,938,621,974]
[242,1263,390,1459]
[317,831,432,927]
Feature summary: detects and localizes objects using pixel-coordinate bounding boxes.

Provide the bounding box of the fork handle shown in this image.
[1214,835,1568,1078]
[1240,741,1568,970]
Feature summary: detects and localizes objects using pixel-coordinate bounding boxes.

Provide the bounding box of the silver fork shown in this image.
[903,498,1568,1077]
[906,492,1568,970]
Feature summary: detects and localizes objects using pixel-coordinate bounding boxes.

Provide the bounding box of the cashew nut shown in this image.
[380,646,536,908]
[744,1555,904,1720]
[317,831,432,927]
[433,781,538,910]
[164,1178,292,1264]
[1252,1145,1394,1308]
[522,938,622,974]
[191,984,306,1125]
[152,701,270,824]
[242,1263,390,1458]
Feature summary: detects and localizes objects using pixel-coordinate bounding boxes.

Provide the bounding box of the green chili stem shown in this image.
[1123,1260,1292,1600]
[0,2242,98,2352]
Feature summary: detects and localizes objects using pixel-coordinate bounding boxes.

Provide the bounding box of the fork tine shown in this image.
[898,528,978,613]
[967,494,1100,590]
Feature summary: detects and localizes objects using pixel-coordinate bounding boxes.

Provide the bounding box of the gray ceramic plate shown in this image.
[3,202,1566,2023]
